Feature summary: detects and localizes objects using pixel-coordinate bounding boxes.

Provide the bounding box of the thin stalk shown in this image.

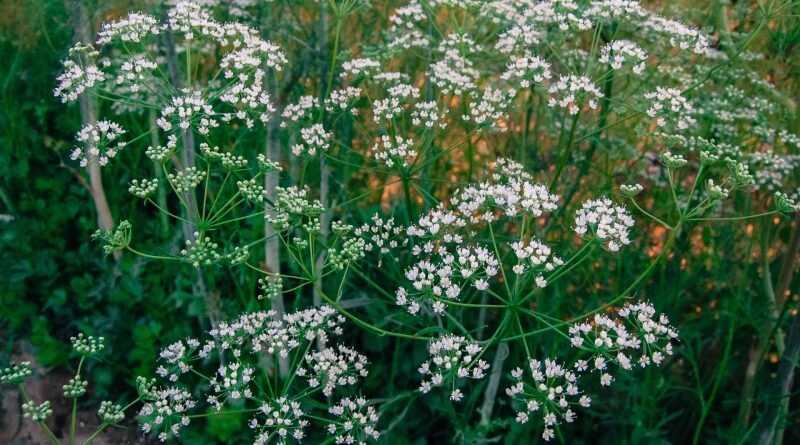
[560,66,615,211]
[692,314,736,444]
[67,0,117,259]
[550,113,580,189]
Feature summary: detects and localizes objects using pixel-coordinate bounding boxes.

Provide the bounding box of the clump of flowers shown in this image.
[418,335,489,401]
[46,0,793,442]
[138,306,381,444]
[506,359,590,441]
[70,120,126,167]
[574,198,635,252]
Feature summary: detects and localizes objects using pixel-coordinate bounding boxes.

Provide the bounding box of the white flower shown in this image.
[292,124,331,156]
[574,198,635,252]
[548,75,603,115]
[501,55,551,90]
[70,120,126,167]
[418,335,489,401]
[599,40,648,74]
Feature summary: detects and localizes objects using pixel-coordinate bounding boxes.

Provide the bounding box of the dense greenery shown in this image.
[1,1,799,444]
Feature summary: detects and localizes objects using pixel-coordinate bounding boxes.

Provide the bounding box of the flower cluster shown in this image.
[138,305,382,444]
[251,397,308,445]
[54,58,105,103]
[297,345,369,397]
[506,359,590,441]
[372,135,415,168]
[70,120,126,168]
[129,178,159,198]
[644,87,696,131]
[180,233,222,267]
[1,362,33,385]
[501,55,552,90]
[23,401,53,422]
[418,335,488,401]
[138,386,196,442]
[327,397,380,445]
[574,198,635,252]
[569,301,678,383]
[396,245,499,315]
[600,40,647,74]
[292,124,332,156]
[71,333,105,355]
[548,75,603,115]
[98,401,126,424]
[156,90,217,135]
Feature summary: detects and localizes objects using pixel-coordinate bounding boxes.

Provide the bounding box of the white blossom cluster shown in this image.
[138,386,196,442]
[510,239,564,288]
[113,54,157,90]
[569,301,678,383]
[156,339,198,383]
[548,75,603,115]
[506,358,590,442]
[386,1,429,50]
[599,40,648,74]
[341,57,381,78]
[583,0,647,23]
[251,397,308,445]
[372,83,419,122]
[466,87,513,129]
[156,90,217,135]
[643,14,710,55]
[296,345,369,396]
[430,47,479,95]
[353,214,407,258]
[96,12,160,45]
[574,198,635,252]
[140,305,382,444]
[327,397,381,445]
[495,24,543,55]
[418,335,489,402]
[395,244,499,315]
[326,86,362,114]
[70,120,126,168]
[210,362,255,401]
[292,124,331,156]
[748,152,800,192]
[281,95,320,127]
[411,100,446,129]
[527,0,593,31]
[57,0,286,169]
[501,55,552,90]
[454,159,560,220]
[54,59,106,103]
[644,87,696,131]
[372,135,415,168]
[392,159,564,315]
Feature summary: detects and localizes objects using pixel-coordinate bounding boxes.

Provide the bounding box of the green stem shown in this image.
[401,173,415,222]
[317,290,431,341]
[688,210,780,222]
[550,113,580,189]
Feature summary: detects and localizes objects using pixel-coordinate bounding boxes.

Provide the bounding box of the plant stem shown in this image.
[550,112,580,189]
